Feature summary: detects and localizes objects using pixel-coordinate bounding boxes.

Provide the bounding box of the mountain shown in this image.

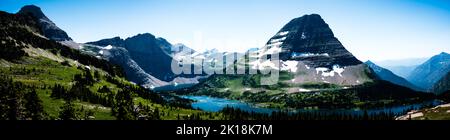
[375,58,427,78]
[433,71,450,94]
[179,14,430,109]
[86,34,209,89]
[365,60,423,91]
[407,52,450,91]
[251,14,370,86]
[172,43,195,57]
[261,14,361,68]
[87,33,177,81]
[17,5,72,42]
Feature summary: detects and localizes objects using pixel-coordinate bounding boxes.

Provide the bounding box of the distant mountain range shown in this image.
[10,5,447,97]
[85,34,210,89]
[365,60,423,91]
[407,52,450,92]
[375,58,428,78]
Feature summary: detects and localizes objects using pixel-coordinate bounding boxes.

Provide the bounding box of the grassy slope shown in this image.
[0,56,217,120]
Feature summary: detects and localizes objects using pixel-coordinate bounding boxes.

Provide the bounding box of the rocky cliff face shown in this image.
[87,33,177,81]
[17,5,72,42]
[101,47,168,88]
[86,33,208,89]
[259,14,361,69]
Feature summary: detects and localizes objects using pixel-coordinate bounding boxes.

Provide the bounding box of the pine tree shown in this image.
[24,89,44,120]
[58,100,80,120]
[113,88,135,120]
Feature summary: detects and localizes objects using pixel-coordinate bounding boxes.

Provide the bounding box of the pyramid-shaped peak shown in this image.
[260,13,361,68]
[279,14,329,32]
[18,5,49,20]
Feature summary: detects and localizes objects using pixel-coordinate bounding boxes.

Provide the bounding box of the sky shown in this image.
[0,0,449,61]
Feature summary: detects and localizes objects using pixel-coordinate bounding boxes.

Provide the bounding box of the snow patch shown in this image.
[249,60,278,70]
[301,32,306,39]
[292,52,329,58]
[278,31,289,36]
[104,45,113,50]
[270,37,286,43]
[266,41,283,47]
[99,50,104,55]
[281,61,298,72]
[298,88,311,92]
[315,67,329,74]
[258,45,282,57]
[305,65,310,69]
[315,65,345,77]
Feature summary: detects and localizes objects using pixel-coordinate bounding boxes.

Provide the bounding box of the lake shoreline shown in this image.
[181,95,444,116]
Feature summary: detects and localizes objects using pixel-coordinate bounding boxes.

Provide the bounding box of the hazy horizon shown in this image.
[1,0,449,61]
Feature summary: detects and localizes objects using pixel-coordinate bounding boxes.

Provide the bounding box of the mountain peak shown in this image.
[365,60,375,65]
[131,33,155,39]
[17,5,72,41]
[260,13,361,68]
[279,14,330,35]
[439,52,449,56]
[18,5,48,20]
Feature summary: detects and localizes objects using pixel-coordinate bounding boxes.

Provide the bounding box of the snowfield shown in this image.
[278,31,289,36]
[281,61,298,72]
[291,52,329,58]
[104,45,113,50]
[315,65,345,77]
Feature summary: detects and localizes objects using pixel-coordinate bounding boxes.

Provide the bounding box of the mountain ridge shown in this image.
[407,52,450,91]
[365,60,423,92]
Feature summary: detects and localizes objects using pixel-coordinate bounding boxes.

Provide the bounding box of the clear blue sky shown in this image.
[1,0,449,61]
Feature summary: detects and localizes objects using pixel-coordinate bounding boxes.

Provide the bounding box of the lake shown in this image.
[181,95,443,115]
